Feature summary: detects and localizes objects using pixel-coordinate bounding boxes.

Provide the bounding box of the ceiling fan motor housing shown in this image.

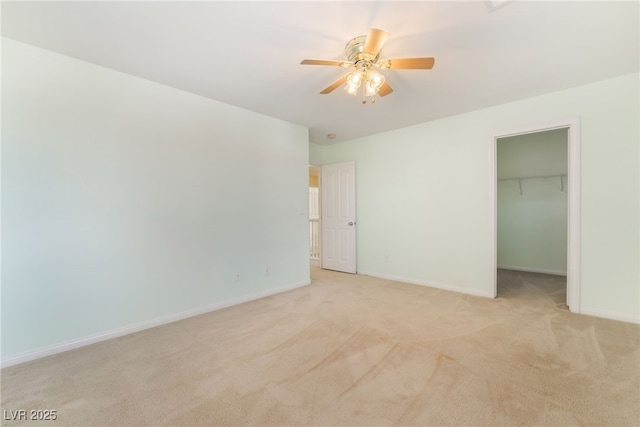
[345,35,379,64]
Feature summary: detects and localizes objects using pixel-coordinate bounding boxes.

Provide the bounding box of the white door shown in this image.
[321,161,356,273]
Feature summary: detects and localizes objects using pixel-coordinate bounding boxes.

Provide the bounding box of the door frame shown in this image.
[490,118,581,312]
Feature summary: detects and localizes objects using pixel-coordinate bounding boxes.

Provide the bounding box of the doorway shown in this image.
[496,128,568,308]
[492,119,581,313]
[308,162,357,274]
[309,165,321,267]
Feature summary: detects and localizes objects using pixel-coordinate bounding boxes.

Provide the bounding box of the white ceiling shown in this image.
[2,1,638,145]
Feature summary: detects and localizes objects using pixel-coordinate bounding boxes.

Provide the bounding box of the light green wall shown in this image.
[497,130,568,275]
[321,72,639,322]
[2,38,310,359]
[309,143,326,166]
[497,129,568,179]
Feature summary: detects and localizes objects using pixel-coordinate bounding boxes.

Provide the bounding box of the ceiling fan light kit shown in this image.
[301,28,435,104]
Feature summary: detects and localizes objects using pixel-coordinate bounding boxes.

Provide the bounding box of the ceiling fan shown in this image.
[301,28,435,104]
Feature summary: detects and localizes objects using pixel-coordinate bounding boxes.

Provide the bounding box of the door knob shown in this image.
[348,222,355,226]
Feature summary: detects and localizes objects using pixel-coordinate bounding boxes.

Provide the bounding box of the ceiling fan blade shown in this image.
[382,57,435,70]
[301,59,352,67]
[320,75,348,94]
[363,28,389,56]
[378,82,393,97]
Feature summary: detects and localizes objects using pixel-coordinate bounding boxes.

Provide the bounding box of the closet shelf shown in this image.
[498,174,567,195]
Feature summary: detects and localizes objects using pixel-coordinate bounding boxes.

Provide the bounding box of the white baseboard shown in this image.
[358,271,494,298]
[497,265,567,276]
[579,307,640,324]
[1,280,310,369]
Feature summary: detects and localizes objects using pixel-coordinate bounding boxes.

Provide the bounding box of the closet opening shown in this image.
[492,119,580,312]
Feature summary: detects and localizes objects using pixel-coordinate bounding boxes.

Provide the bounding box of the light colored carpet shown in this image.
[2,268,639,426]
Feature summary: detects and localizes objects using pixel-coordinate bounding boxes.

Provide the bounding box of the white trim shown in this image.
[497,265,567,277]
[491,118,581,313]
[0,280,310,369]
[566,120,581,312]
[489,130,498,297]
[580,307,640,324]
[359,271,495,298]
